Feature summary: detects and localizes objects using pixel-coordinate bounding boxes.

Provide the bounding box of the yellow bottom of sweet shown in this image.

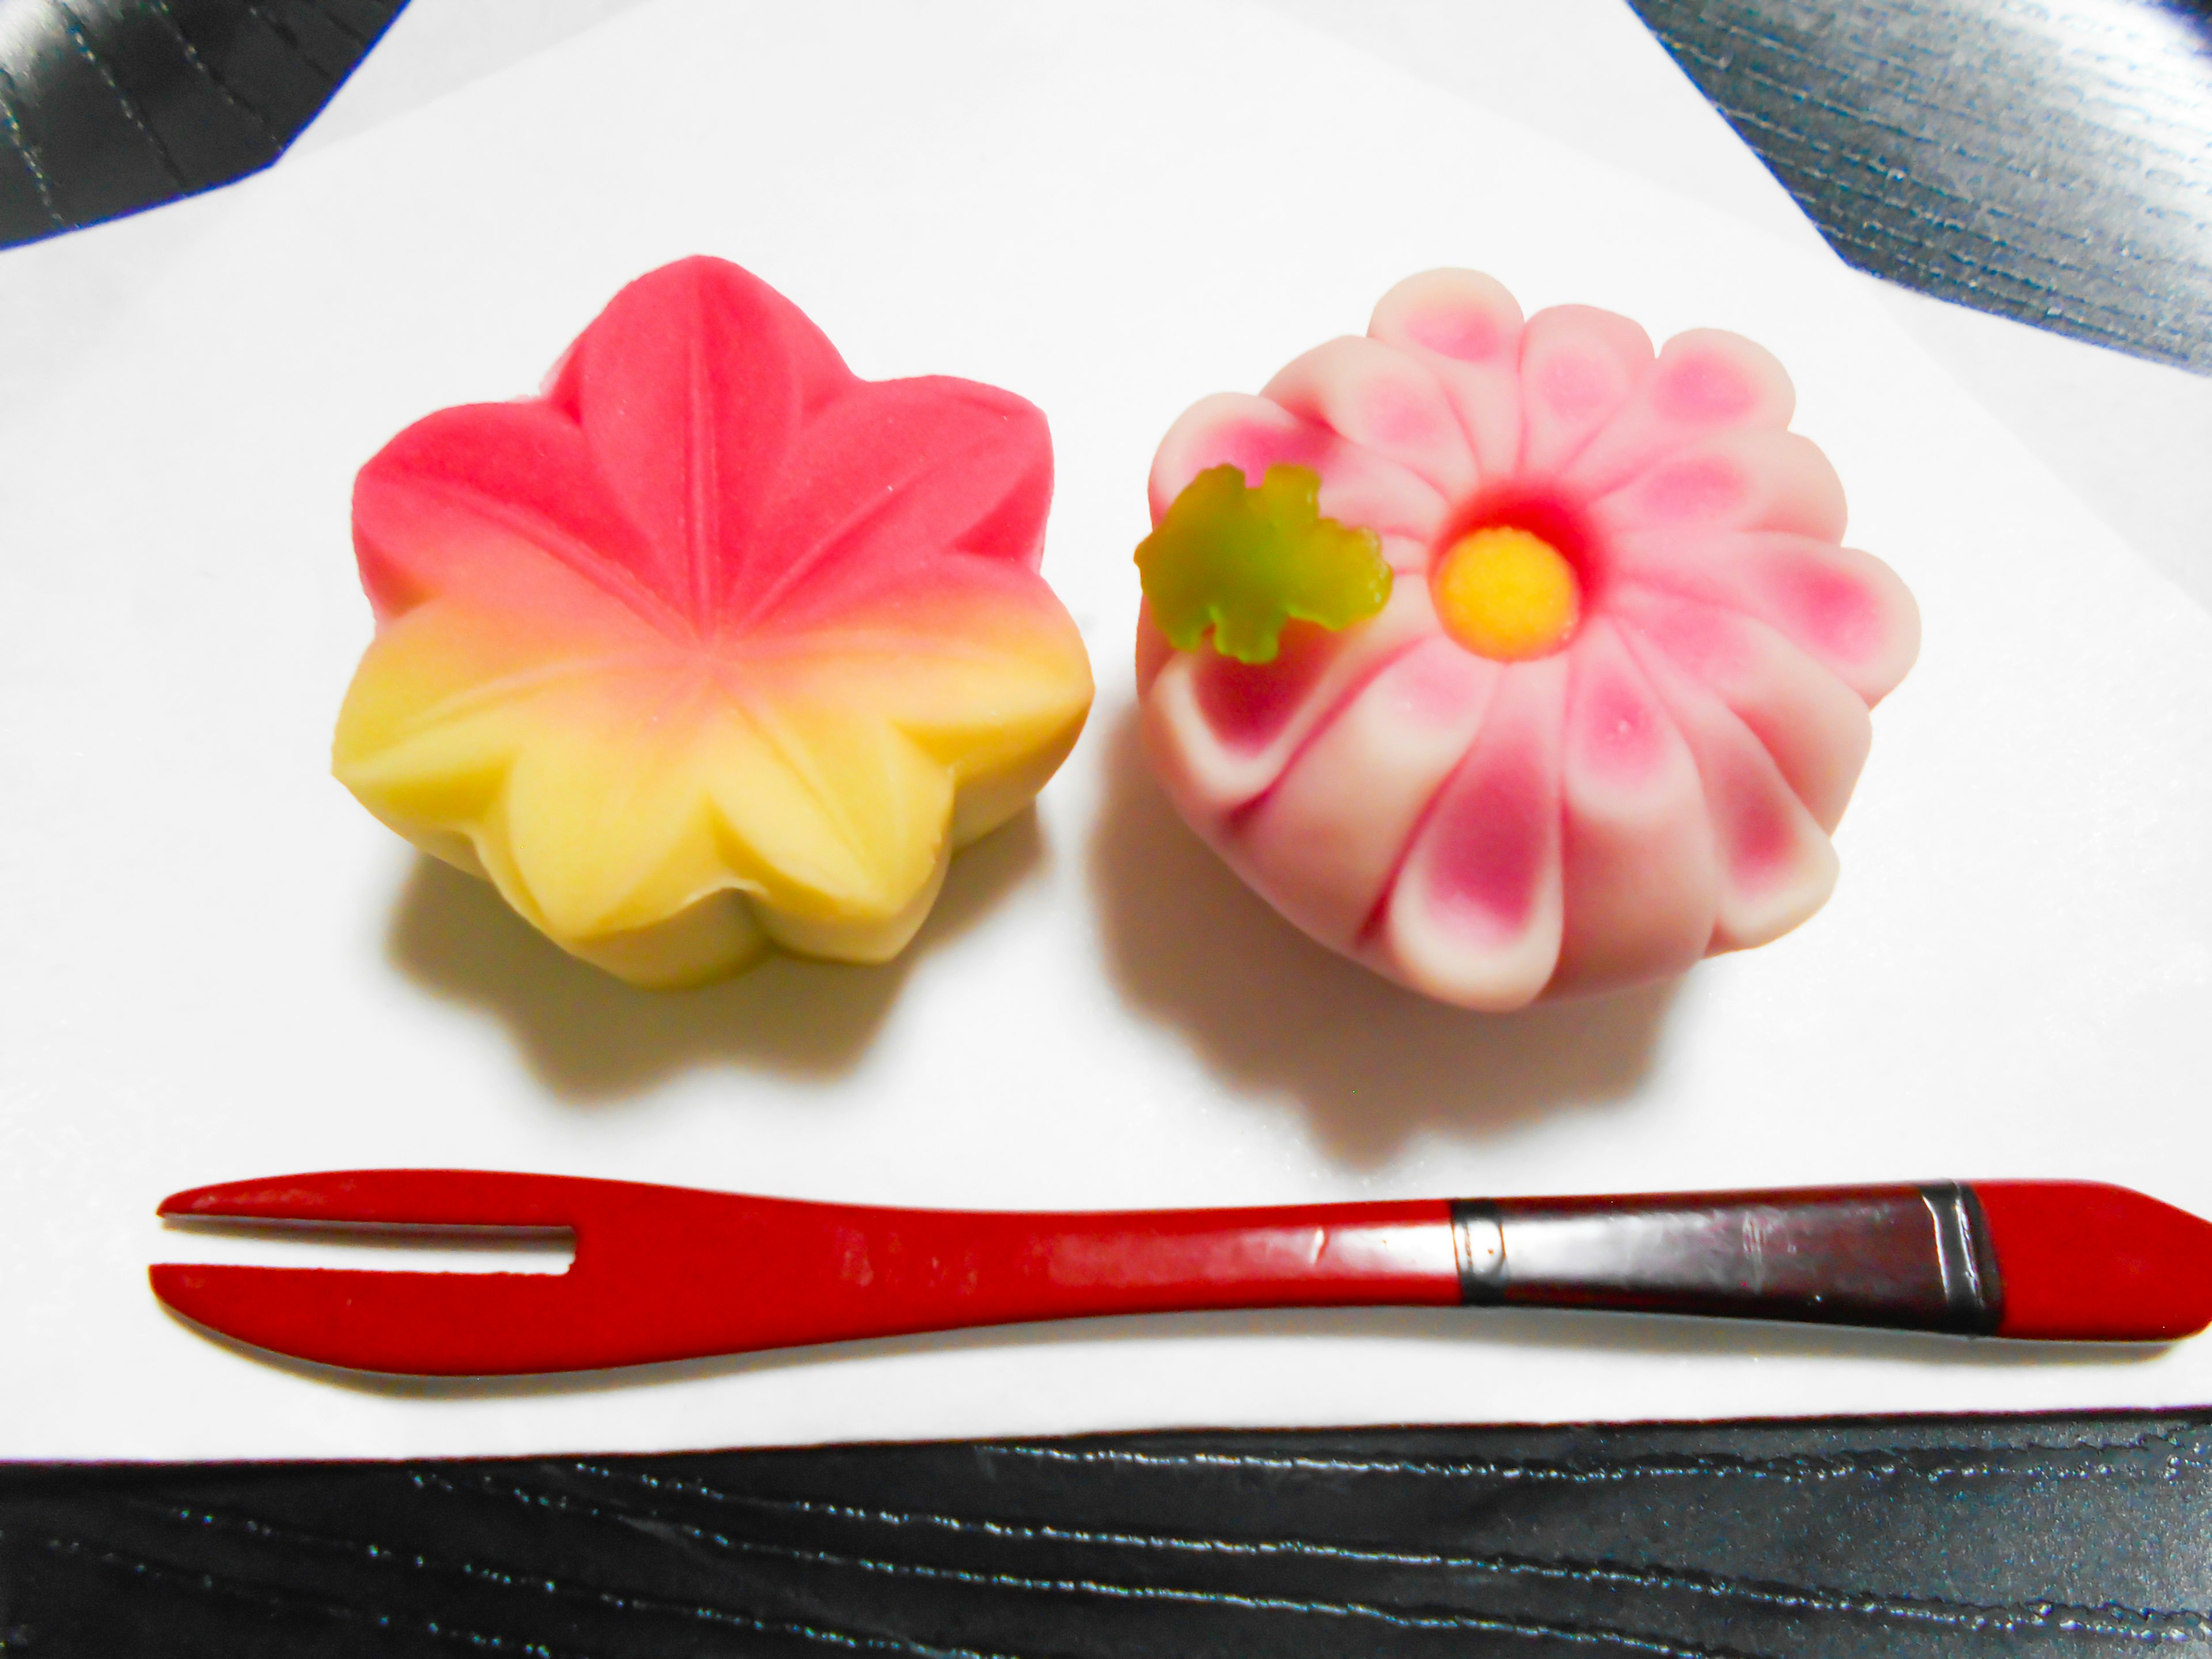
[419,825,959,990]
[335,587,1093,988]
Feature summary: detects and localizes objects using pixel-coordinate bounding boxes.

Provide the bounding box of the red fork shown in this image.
[152,1171,1463,1374]
[151,1172,2212,1376]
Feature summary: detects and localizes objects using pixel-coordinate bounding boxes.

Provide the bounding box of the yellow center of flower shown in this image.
[1431,527,1581,660]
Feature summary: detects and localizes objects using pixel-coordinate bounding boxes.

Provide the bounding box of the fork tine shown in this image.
[151,1171,830,1373]
[154,1171,641,1373]
[158,1169,596,1229]
[150,1265,593,1376]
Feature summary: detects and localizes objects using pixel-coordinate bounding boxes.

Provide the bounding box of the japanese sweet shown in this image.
[1135,270,1918,1010]
[335,257,1094,987]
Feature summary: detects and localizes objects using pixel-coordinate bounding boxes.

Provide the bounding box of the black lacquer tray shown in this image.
[5,0,2211,1651]
[9,1412,2212,1656]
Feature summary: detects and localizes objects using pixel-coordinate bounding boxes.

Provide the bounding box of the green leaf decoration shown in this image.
[1135,464,1393,664]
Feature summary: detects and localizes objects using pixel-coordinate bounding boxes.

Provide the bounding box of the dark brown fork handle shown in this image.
[1451,1183,2004,1334]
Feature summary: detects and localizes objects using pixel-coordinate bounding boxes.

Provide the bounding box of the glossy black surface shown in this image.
[0,0,400,249]
[1627,0,2212,370]
[9,1413,2212,1656]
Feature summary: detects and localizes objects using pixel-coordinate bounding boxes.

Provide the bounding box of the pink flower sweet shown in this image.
[1137,270,1920,1010]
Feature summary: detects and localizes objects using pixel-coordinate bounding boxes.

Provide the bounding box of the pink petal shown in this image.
[1236,637,1501,950]
[353,401,677,632]
[1368,270,1526,484]
[733,375,1052,632]
[1261,336,1478,501]
[546,257,855,627]
[1554,619,1719,994]
[1376,656,1569,1011]
[1147,392,1448,543]
[1609,531,1921,707]
[1138,586,1435,828]
[1649,328,1796,426]
[1620,632,1838,951]
[1592,429,1847,546]
[1515,304,1655,480]
[1612,589,1873,832]
[1561,328,1796,502]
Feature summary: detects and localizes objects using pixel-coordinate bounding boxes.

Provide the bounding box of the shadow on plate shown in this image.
[1085,708,1682,1165]
[164,1298,2165,1404]
[385,809,1048,1102]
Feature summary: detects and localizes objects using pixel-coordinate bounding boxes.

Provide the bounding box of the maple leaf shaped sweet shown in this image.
[335,257,1094,987]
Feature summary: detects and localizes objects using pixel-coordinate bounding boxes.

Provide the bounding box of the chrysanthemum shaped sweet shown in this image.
[335,257,1093,987]
[1136,270,1919,1010]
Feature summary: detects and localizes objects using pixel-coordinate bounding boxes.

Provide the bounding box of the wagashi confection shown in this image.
[1136,270,1918,1010]
[336,258,1094,987]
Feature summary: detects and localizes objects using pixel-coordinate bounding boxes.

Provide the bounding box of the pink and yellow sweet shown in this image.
[1135,270,1919,1010]
[335,257,1093,987]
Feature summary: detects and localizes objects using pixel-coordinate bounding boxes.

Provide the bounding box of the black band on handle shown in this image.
[1450,1183,2005,1335]
[1449,1199,1506,1305]
[1924,1180,2005,1335]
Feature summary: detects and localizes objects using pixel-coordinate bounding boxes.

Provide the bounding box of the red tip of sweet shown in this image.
[1975,1181,2212,1342]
